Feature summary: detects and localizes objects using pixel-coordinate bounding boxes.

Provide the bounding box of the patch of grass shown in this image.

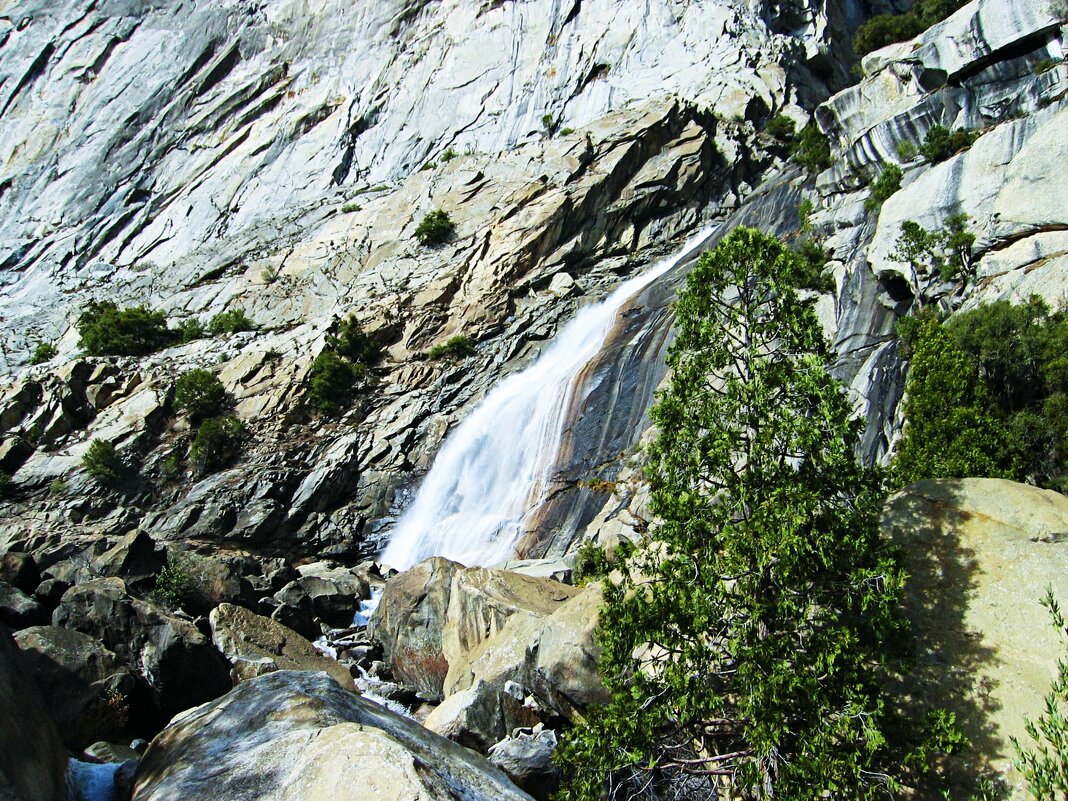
[560,127,575,136]
[426,334,475,360]
[208,308,255,335]
[414,210,456,246]
[439,148,458,162]
[341,202,361,213]
[30,342,57,365]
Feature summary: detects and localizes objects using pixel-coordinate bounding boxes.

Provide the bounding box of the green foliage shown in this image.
[341,202,361,213]
[560,127,576,136]
[174,369,228,424]
[326,316,381,366]
[1033,57,1062,75]
[414,209,456,246]
[791,121,833,174]
[208,308,254,336]
[542,113,555,129]
[152,555,197,610]
[854,0,969,57]
[896,139,920,161]
[307,351,362,414]
[76,301,177,357]
[178,318,204,343]
[557,228,943,800]
[920,125,980,164]
[865,163,904,212]
[764,114,797,142]
[1013,589,1068,798]
[439,147,458,162]
[189,416,246,474]
[30,342,57,365]
[890,213,975,282]
[82,439,123,486]
[49,478,66,496]
[892,314,1016,487]
[426,334,475,360]
[573,541,613,586]
[795,238,835,293]
[798,198,815,234]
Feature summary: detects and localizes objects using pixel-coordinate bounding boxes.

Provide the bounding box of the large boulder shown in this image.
[14,625,137,749]
[0,623,67,801]
[0,581,48,628]
[370,557,462,700]
[488,727,561,801]
[209,602,355,690]
[52,577,231,719]
[885,478,1068,799]
[131,670,535,801]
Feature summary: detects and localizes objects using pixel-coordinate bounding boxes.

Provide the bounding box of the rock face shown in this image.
[51,577,231,719]
[209,602,355,690]
[0,623,67,801]
[131,669,535,801]
[885,478,1068,799]
[13,625,137,749]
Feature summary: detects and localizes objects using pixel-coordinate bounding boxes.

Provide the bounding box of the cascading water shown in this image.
[380,226,716,571]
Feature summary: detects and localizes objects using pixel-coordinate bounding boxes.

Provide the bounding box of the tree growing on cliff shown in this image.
[557,228,949,800]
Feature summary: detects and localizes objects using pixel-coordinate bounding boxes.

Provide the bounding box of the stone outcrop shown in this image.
[51,577,231,719]
[885,478,1068,800]
[0,623,67,801]
[131,670,535,801]
[209,602,355,690]
[13,625,137,750]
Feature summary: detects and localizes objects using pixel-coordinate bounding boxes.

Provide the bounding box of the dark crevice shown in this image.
[331,111,376,186]
[948,26,1062,87]
[196,42,242,99]
[0,42,54,117]
[563,0,582,27]
[174,40,219,91]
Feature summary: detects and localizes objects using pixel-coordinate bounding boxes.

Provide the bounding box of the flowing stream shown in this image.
[380,226,715,571]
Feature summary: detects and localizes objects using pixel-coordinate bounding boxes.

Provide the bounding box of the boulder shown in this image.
[89,531,165,589]
[488,727,561,800]
[0,581,48,629]
[370,557,462,700]
[209,602,355,690]
[0,623,67,801]
[14,626,137,749]
[423,678,539,753]
[0,552,41,594]
[885,478,1068,799]
[131,670,534,801]
[52,578,231,719]
[273,564,368,630]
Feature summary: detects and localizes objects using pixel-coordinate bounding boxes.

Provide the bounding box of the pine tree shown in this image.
[557,228,933,800]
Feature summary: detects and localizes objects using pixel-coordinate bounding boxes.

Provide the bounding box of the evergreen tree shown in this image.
[557,228,936,800]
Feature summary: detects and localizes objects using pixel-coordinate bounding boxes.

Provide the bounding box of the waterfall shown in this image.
[380,226,716,571]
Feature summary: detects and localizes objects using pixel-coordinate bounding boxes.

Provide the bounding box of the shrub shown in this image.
[177,318,204,343]
[865,163,904,212]
[152,555,197,610]
[76,301,177,356]
[426,334,475,360]
[764,113,797,142]
[439,148,458,162]
[795,238,835,293]
[341,202,360,213]
[208,308,254,335]
[854,0,969,57]
[49,478,66,496]
[174,369,228,423]
[791,121,833,174]
[890,212,974,282]
[307,350,361,414]
[573,541,612,586]
[327,317,380,366]
[82,439,122,486]
[541,113,555,129]
[414,210,456,245]
[895,139,920,161]
[29,342,57,365]
[189,416,246,474]
[559,127,575,136]
[920,124,979,164]
[798,198,815,233]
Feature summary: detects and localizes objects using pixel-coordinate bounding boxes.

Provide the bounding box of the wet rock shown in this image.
[14,626,137,750]
[209,603,355,691]
[488,727,561,800]
[0,623,67,801]
[131,670,534,801]
[52,578,231,719]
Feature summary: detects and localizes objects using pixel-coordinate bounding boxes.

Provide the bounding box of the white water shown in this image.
[380,226,715,571]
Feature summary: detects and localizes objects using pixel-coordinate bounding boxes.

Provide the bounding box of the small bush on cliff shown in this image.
[865,163,904,212]
[890,213,975,282]
[414,210,456,245]
[307,351,363,414]
[764,114,797,142]
[791,121,833,174]
[208,308,255,336]
[174,369,228,424]
[327,316,381,366]
[920,125,979,164]
[83,439,123,486]
[189,416,246,474]
[29,342,57,365]
[76,301,177,357]
[854,0,970,57]
[426,335,474,361]
[152,555,198,610]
